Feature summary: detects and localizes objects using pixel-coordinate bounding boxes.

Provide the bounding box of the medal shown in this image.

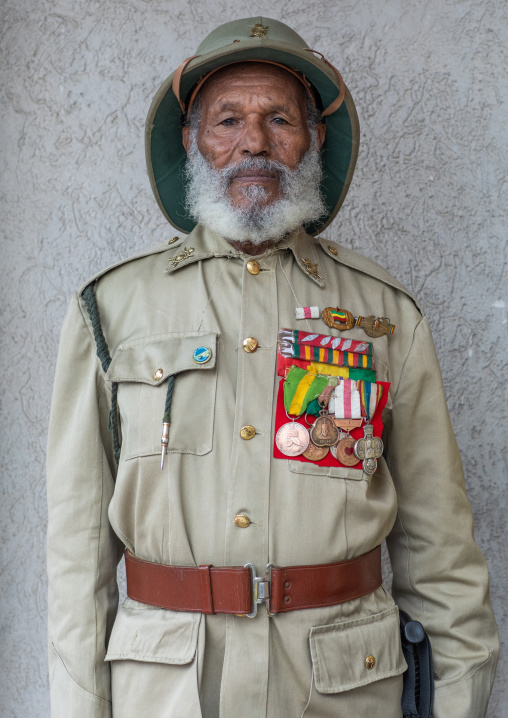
[331,434,360,466]
[303,441,329,461]
[354,422,384,475]
[309,412,339,447]
[276,419,310,457]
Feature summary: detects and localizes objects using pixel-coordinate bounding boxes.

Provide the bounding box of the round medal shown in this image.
[332,437,360,466]
[309,414,339,447]
[302,441,329,461]
[276,422,310,457]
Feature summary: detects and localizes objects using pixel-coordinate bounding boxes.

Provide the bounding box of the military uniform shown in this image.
[47,224,498,717]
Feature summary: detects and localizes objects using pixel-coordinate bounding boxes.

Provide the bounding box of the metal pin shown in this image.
[160,422,170,470]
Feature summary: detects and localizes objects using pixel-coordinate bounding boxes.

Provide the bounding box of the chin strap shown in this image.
[304,48,346,116]
[172,55,201,113]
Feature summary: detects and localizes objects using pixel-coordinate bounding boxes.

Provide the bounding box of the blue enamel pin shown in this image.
[192,346,212,364]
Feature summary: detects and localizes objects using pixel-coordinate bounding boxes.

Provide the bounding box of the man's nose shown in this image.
[239,117,271,156]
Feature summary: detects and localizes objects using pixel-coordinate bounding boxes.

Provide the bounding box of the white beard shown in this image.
[184,134,327,246]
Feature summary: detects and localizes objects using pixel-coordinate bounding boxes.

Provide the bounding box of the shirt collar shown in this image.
[165,224,326,287]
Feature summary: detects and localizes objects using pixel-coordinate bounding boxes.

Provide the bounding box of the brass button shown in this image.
[243,337,258,353]
[153,368,164,381]
[247,260,260,275]
[328,244,338,255]
[234,514,251,528]
[365,655,376,670]
[240,425,256,440]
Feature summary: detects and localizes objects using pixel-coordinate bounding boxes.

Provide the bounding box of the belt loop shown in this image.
[199,565,214,614]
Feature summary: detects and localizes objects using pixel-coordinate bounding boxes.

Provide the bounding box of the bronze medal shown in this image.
[276,422,310,457]
[309,414,339,447]
[357,315,395,338]
[333,437,361,466]
[303,441,329,461]
[354,423,384,475]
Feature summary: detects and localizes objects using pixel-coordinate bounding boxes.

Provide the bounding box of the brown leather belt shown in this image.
[125,545,382,616]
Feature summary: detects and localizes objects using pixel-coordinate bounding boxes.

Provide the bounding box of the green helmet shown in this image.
[146,16,360,235]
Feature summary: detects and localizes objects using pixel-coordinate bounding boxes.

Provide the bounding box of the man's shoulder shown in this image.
[77,236,186,295]
[315,237,424,316]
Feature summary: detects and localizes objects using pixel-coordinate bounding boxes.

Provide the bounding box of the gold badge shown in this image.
[303,258,323,280]
[322,307,355,330]
[249,23,269,38]
[168,247,194,268]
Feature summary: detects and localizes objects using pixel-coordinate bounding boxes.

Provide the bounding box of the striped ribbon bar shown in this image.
[279,329,372,355]
[283,367,329,416]
[289,343,374,370]
[329,380,383,420]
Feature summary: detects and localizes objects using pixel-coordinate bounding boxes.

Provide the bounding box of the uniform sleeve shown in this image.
[385,315,498,718]
[46,293,122,718]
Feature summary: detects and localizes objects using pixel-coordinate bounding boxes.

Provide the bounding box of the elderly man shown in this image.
[47,16,498,718]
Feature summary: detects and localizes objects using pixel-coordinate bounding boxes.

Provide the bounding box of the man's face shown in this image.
[182,63,326,210]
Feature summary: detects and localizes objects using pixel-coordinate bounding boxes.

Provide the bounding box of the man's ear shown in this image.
[316,122,326,148]
[182,126,190,155]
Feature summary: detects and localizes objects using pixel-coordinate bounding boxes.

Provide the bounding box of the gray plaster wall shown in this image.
[1,0,506,715]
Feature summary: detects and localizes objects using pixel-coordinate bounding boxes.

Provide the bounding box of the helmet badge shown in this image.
[249,24,269,39]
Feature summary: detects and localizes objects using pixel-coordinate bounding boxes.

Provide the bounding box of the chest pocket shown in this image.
[107,331,219,460]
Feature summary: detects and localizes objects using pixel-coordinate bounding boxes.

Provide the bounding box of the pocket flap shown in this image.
[106,332,218,385]
[309,606,406,694]
[105,598,201,665]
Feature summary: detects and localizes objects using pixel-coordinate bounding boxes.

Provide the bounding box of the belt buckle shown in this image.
[244,562,276,618]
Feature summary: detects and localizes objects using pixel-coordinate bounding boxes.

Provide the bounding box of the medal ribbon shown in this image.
[330,380,383,419]
[292,343,374,369]
[283,367,329,415]
[279,329,372,355]
[280,342,374,369]
[308,362,376,383]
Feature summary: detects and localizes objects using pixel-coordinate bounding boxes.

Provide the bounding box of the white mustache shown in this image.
[184,132,327,245]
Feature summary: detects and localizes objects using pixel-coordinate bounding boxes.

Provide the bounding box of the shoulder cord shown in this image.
[82,284,121,464]
[82,283,177,468]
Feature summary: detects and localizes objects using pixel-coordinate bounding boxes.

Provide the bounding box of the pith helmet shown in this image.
[146,16,360,235]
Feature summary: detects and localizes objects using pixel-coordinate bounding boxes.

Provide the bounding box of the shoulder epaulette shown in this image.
[316,237,424,315]
[78,237,185,296]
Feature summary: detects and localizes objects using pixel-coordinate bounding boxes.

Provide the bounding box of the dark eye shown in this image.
[273,117,288,125]
[220,117,237,126]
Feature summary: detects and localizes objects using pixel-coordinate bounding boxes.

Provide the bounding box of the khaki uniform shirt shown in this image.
[47,225,498,718]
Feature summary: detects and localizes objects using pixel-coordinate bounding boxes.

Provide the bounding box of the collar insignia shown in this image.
[169,247,194,268]
[303,258,322,280]
[249,24,269,38]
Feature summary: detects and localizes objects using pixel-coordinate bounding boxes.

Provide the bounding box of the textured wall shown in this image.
[1,0,506,715]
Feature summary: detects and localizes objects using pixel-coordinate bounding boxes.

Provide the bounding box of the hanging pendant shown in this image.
[354,422,384,475]
[309,412,339,447]
[276,421,310,457]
